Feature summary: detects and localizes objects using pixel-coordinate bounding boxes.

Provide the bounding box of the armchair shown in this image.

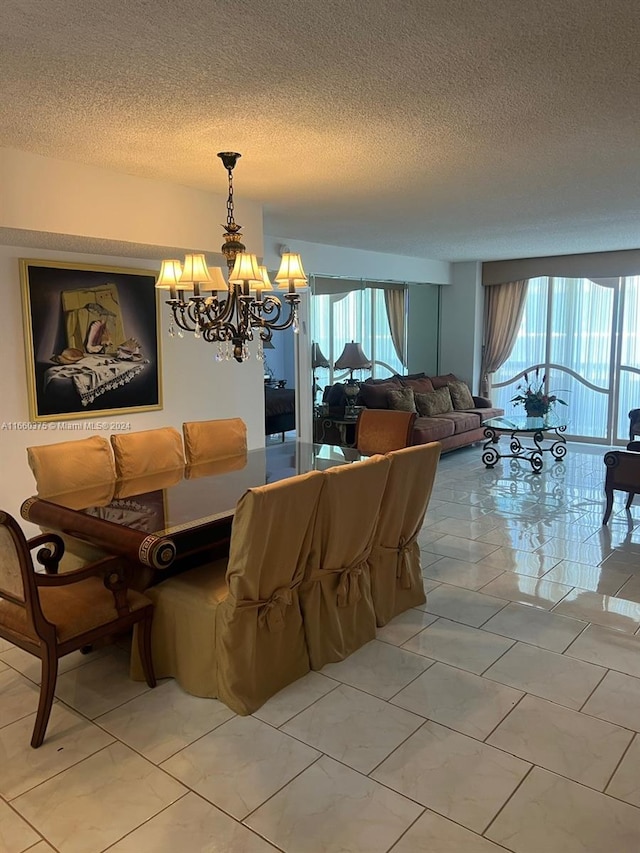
[602,450,640,524]
[0,511,155,747]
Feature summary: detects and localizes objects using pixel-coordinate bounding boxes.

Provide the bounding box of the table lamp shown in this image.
[334,341,372,415]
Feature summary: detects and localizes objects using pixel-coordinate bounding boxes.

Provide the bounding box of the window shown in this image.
[491,275,640,443]
[311,286,405,381]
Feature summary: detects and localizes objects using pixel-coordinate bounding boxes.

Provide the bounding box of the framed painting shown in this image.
[20,260,162,421]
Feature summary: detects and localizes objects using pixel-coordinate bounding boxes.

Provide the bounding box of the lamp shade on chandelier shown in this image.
[156,152,307,363]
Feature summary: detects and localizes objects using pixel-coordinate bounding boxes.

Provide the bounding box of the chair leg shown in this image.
[32,645,58,748]
[603,488,614,525]
[137,612,157,688]
[626,491,635,510]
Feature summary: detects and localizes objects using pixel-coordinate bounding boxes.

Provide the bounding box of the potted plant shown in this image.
[510,368,568,417]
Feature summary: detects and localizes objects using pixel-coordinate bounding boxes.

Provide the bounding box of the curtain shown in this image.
[384,288,406,367]
[480,279,529,396]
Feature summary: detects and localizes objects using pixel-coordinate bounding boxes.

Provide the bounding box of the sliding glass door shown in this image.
[491,275,638,444]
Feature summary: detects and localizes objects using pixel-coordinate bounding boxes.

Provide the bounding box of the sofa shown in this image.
[323,372,504,453]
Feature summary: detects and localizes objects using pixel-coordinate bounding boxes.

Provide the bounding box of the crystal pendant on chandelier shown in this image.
[155,153,308,363]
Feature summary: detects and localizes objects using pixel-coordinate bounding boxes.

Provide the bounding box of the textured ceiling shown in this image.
[2,0,639,262]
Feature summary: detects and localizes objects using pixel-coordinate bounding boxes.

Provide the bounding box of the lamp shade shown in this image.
[206,266,229,293]
[274,252,307,291]
[334,341,371,371]
[155,259,182,291]
[229,252,263,286]
[179,253,213,287]
[311,342,330,369]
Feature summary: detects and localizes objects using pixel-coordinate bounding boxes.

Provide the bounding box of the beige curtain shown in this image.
[384,288,406,366]
[480,279,529,397]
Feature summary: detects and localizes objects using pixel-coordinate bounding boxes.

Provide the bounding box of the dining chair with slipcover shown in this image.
[355,409,416,456]
[27,435,116,497]
[131,469,324,714]
[110,426,184,479]
[182,418,247,465]
[0,510,155,747]
[369,442,441,626]
[26,435,117,570]
[300,454,390,670]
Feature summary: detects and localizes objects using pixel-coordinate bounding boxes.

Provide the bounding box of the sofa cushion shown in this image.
[430,373,458,389]
[448,380,475,410]
[400,376,435,394]
[415,387,453,417]
[387,387,417,413]
[412,416,455,444]
[462,406,505,422]
[432,411,481,434]
[358,381,399,409]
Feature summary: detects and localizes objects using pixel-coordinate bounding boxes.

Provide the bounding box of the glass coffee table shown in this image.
[482,414,568,473]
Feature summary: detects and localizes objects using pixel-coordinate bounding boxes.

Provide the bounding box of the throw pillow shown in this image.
[415,387,454,417]
[430,372,458,389]
[358,381,398,409]
[448,379,475,410]
[387,387,417,413]
[400,376,435,394]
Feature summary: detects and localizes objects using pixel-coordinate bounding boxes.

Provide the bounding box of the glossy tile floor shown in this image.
[3,443,640,852]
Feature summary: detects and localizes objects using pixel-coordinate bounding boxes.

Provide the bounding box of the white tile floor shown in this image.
[3,443,640,852]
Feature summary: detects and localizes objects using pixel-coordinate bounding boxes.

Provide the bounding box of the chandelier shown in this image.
[156,152,307,363]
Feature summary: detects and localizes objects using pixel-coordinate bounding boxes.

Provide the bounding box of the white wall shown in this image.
[0,148,263,257]
[0,244,265,533]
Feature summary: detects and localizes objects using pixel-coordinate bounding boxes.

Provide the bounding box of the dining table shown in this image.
[20,441,359,587]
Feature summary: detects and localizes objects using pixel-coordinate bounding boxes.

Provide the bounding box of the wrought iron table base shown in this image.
[482,425,567,472]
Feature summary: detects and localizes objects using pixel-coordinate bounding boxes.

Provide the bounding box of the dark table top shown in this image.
[30,442,360,538]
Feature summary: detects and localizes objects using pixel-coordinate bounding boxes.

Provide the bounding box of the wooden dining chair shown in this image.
[182,417,247,465]
[110,427,184,479]
[131,470,324,715]
[300,454,390,669]
[355,409,416,456]
[0,510,155,748]
[369,442,441,626]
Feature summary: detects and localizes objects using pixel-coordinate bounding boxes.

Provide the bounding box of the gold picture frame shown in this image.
[20,259,163,422]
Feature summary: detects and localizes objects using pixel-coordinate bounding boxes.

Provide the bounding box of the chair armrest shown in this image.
[27,533,65,574]
[34,555,122,586]
[34,556,133,616]
[472,395,492,408]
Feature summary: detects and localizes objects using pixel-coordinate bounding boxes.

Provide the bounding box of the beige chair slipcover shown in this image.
[110,427,184,479]
[182,418,247,465]
[300,454,390,670]
[132,469,324,714]
[27,436,116,497]
[26,437,117,571]
[370,442,441,626]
